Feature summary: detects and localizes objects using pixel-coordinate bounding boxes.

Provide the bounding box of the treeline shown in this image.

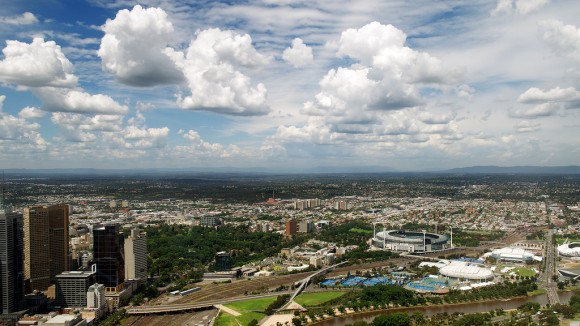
[318,221,374,246]
[342,248,399,263]
[443,280,537,303]
[147,223,307,278]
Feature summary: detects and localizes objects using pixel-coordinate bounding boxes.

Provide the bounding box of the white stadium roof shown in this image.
[439,261,494,280]
[490,247,542,262]
[558,243,580,257]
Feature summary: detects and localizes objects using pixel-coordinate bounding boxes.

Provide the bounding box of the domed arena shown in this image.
[558,242,580,257]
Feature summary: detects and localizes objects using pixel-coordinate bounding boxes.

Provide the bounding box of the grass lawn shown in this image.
[216,311,265,326]
[557,237,580,245]
[349,228,373,234]
[527,288,547,296]
[295,292,347,306]
[224,297,277,313]
[513,267,537,277]
[563,285,580,291]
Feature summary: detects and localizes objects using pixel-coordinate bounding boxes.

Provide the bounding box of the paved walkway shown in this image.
[215,304,241,316]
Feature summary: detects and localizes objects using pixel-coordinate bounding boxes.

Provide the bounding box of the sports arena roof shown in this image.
[439,261,494,280]
[488,247,542,262]
[558,242,580,257]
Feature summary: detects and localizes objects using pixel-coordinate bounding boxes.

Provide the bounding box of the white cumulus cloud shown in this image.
[306,21,458,116]
[0,105,47,153]
[518,86,580,103]
[165,28,270,116]
[19,107,46,120]
[282,38,314,68]
[539,20,580,61]
[35,88,128,115]
[0,38,78,88]
[176,129,243,158]
[0,12,38,25]
[509,102,561,118]
[98,5,184,87]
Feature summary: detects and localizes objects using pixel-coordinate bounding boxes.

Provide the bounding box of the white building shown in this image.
[420,260,494,281]
[439,261,494,281]
[87,283,106,309]
[124,228,147,281]
[486,247,542,262]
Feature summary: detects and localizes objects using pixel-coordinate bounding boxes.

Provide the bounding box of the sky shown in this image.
[0,0,579,172]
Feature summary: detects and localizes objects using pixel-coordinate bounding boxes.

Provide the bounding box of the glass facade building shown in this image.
[92,224,124,292]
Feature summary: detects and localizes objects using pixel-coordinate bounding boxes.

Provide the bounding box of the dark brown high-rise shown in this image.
[285,218,297,236]
[23,205,70,292]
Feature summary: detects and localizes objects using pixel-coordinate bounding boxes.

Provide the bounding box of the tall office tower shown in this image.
[0,209,24,314]
[124,228,147,281]
[23,205,70,291]
[92,224,124,293]
[285,218,297,236]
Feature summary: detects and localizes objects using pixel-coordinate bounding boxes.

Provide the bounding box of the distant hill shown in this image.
[304,165,398,174]
[442,165,580,174]
[2,165,398,176]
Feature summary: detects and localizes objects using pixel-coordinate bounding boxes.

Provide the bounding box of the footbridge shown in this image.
[281,262,347,310]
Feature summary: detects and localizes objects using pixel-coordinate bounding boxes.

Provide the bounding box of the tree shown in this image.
[553,304,576,319]
[291,317,303,326]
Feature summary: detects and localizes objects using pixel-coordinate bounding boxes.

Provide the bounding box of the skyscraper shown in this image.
[0,210,24,314]
[92,224,124,293]
[285,218,297,236]
[23,205,70,292]
[124,228,147,281]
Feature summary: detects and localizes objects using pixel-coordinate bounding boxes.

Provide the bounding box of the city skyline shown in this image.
[0,0,579,171]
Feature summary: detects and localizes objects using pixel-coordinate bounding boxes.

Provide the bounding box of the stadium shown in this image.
[558,242,580,257]
[371,229,450,253]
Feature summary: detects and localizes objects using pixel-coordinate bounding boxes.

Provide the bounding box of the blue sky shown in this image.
[0,0,579,171]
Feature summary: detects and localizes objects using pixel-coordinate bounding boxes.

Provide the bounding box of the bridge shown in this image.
[280,262,347,310]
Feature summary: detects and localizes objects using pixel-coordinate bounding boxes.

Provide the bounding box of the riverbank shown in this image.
[308,291,572,326]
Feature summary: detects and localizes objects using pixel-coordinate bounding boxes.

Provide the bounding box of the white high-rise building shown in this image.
[87,283,106,309]
[124,228,147,281]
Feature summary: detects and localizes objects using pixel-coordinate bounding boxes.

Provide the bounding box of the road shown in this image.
[544,228,560,305]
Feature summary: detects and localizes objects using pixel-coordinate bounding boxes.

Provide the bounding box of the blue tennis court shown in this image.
[342,276,366,287]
